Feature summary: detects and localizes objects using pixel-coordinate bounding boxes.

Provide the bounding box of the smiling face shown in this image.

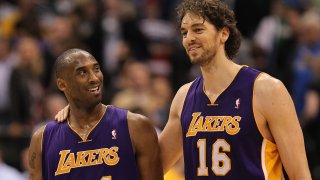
[180,13,222,66]
[57,51,104,108]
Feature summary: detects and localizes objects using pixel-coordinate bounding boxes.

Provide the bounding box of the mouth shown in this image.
[88,85,101,95]
[188,45,201,54]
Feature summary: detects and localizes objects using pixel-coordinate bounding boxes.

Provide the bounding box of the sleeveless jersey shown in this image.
[42,106,140,180]
[181,66,284,180]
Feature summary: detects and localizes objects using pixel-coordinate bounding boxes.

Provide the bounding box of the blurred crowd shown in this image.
[1,0,320,179]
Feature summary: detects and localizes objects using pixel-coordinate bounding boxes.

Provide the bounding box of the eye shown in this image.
[94,65,101,72]
[194,28,204,34]
[180,31,187,38]
[78,69,87,76]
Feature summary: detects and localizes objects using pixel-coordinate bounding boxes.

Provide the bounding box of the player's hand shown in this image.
[55,105,69,122]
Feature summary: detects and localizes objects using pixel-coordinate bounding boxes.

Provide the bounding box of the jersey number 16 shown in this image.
[197,139,231,176]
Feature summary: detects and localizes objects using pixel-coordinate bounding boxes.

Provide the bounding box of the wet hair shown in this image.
[177,0,241,59]
[54,48,92,79]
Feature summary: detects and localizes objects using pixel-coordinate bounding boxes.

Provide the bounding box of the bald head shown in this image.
[54,48,104,107]
[54,48,93,79]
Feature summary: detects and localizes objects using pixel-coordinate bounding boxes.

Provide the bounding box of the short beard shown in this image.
[189,47,216,66]
[73,96,102,110]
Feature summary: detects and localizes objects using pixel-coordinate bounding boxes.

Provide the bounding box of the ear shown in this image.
[57,78,67,92]
[220,27,230,44]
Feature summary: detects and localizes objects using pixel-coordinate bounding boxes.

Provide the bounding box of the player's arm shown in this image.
[254,74,311,180]
[127,112,163,180]
[28,126,45,180]
[159,83,191,174]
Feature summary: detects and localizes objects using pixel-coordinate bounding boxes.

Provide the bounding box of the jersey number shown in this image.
[197,139,231,176]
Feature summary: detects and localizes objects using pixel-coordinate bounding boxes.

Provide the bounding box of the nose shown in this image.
[184,32,196,45]
[88,70,101,83]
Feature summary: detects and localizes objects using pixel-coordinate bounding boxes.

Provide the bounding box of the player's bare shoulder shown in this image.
[253,72,292,120]
[127,112,155,135]
[176,82,193,99]
[29,125,46,154]
[127,111,158,150]
[30,125,46,148]
[171,81,194,115]
[254,73,287,98]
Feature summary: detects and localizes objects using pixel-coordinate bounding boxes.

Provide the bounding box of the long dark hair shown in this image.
[177,0,241,59]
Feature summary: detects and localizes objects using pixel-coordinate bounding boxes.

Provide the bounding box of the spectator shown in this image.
[9,36,45,136]
[292,9,320,117]
[0,145,24,180]
[0,37,16,127]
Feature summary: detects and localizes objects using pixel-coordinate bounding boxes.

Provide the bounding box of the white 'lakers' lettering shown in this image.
[186,112,241,137]
[55,147,120,176]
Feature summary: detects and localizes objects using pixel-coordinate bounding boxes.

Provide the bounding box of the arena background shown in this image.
[0,0,319,179]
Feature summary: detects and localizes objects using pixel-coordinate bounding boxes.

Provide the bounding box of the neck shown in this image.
[69,103,106,128]
[200,55,241,96]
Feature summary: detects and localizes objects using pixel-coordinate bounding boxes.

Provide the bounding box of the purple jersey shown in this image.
[181,66,284,179]
[42,106,140,180]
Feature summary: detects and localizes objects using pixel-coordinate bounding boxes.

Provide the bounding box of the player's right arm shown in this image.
[159,82,192,174]
[29,126,45,180]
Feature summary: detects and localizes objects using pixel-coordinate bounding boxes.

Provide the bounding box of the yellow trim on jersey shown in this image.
[67,105,109,142]
[41,124,48,153]
[78,139,92,143]
[203,66,244,106]
[252,72,268,139]
[261,139,283,180]
[101,176,112,180]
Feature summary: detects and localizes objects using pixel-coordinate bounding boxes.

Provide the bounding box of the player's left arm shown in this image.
[254,74,311,180]
[127,112,164,180]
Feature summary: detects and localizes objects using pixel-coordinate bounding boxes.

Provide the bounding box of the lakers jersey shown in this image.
[181,66,284,179]
[42,106,140,180]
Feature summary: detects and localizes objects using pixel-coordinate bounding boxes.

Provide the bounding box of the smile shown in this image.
[188,45,201,53]
[88,86,100,93]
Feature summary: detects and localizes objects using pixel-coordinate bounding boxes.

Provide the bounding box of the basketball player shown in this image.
[159,0,311,179]
[28,49,163,180]
[54,0,311,179]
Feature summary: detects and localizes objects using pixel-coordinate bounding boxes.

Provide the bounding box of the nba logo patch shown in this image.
[235,98,240,109]
[112,129,117,139]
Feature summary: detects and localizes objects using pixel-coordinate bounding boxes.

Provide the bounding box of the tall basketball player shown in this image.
[159,0,311,179]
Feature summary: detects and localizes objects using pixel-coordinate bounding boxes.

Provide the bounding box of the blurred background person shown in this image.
[0,37,16,129]
[9,36,45,136]
[291,9,320,118]
[0,145,24,180]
